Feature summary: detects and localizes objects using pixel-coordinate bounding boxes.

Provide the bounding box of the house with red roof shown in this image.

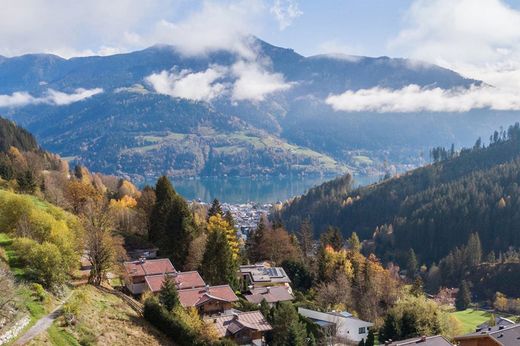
[244,285,294,305]
[207,310,272,345]
[123,258,175,295]
[178,284,239,316]
[144,271,206,293]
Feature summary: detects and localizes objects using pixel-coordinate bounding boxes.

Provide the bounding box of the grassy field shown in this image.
[28,286,173,346]
[450,309,493,333]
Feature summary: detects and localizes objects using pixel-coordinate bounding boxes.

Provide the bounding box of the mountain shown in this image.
[276,123,520,264]
[0,117,39,152]
[2,37,520,182]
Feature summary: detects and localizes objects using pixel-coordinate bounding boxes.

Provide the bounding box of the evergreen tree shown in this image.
[379,312,400,343]
[246,216,267,263]
[159,274,180,311]
[466,233,482,267]
[456,280,471,311]
[224,210,235,229]
[149,176,175,243]
[308,333,317,346]
[201,228,237,287]
[17,170,37,194]
[286,320,307,346]
[347,232,361,253]
[410,277,424,297]
[207,198,223,219]
[366,329,375,346]
[358,339,365,346]
[270,302,301,346]
[320,226,344,251]
[406,248,418,278]
[298,218,314,259]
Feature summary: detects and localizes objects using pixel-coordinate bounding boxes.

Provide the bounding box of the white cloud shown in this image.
[270,0,303,30]
[146,66,227,102]
[390,0,520,89]
[0,88,103,108]
[326,84,520,113]
[231,61,292,101]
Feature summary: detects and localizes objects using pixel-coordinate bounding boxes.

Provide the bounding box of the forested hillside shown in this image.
[278,123,520,265]
[0,117,38,152]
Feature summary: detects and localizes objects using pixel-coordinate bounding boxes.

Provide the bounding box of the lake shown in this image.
[170,174,380,204]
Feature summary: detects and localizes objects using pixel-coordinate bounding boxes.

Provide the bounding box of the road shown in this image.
[13,293,72,345]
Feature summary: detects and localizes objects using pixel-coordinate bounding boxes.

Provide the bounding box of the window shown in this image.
[359,327,366,334]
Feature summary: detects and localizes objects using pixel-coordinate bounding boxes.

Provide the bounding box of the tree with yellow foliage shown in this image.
[207,214,240,261]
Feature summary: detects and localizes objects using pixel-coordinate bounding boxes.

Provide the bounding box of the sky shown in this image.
[2,0,520,112]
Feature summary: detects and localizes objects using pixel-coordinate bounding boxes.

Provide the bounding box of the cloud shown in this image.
[231,61,293,101]
[146,66,227,102]
[326,84,520,113]
[270,0,303,30]
[0,88,103,108]
[390,0,520,89]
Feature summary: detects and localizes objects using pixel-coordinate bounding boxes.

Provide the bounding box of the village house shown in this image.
[207,310,272,345]
[177,284,239,316]
[244,286,294,305]
[144,271,206,293]
[239,263,292,288]
[298,307,373,343]
[384,335,452,346]
[454,323,520,346]
[123,258,175,295]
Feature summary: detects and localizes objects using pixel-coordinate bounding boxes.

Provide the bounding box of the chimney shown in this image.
[266,287,271,294]
[205,284,210,292]
[232,312,239,320]
[139,257,145,264]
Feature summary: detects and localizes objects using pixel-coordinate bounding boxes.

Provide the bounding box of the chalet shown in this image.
[244,286,294,305]
[454,323,520,346]
[178,284,239,316]
[123,258,175,295]
[144,271,206,293]
[239,264,291,288]
[384,335,452,345]
[208,310,272,345]
[298,307,373,343]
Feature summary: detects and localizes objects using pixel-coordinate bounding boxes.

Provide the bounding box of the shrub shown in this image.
[31,283,48,302]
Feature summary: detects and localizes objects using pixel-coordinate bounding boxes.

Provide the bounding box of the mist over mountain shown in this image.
[1,37,519,182]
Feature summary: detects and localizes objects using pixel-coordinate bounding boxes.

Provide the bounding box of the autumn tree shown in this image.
[320,226,344,251]
[207,214,240,261]
[256,226,301,265]
[347,232,361,253]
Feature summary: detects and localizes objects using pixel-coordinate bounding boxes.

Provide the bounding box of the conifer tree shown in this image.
[287,320,307,346]
[149,176,175,243]
[406,248,418,278]
[466,233,482,267]
[320,226,344,251]
[366,329,375,346]
[207,198,223,219]
[298,218,314,259]
[347,232,361,253]
[246,215,267,263]
[224,210,235,229]
[201,228,237,287]
[159,274,180,311]
[456,280,471,311]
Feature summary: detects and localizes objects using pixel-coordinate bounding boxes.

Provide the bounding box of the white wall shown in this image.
[298,308,373,342]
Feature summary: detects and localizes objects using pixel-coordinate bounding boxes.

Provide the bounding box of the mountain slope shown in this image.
[277,123,520,264]
[2,37,518,181]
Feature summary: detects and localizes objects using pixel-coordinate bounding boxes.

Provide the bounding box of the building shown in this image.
[384,335,452,345]
[476,316,515,330]
[144,271,206,293]
[244,286,294,305]
[178,284,239,316]
[454,323,520,346]
[298,307,373,343]
[207,310,272,345]
[239,264,292,288]
[123,258,175,295]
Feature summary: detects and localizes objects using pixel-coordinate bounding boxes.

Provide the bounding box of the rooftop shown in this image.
[178,285,239,307]
[244,286,294,304]
[124,258,176,277]
[455,323,520,345]
[239,264,291,284]
[385,335,452,346]
[207,311,272,338]
[144,271,206,292]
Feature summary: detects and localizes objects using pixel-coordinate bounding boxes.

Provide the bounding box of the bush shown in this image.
[31,283,48,302]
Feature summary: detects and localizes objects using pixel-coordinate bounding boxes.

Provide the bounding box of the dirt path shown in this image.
[13,292,73,345]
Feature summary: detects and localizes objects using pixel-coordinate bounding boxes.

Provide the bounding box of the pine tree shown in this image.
[298,218,314,259]
[406,248,418,278]
[286,320,307,346]
[455,280,471,311]
[201,228,237,287]
[347,232,361,253]
[466,233,482,267]
[149,176,175,243]
[320,226,344,251]
[410,277,424,297]
[159,274,179,311]
[207,198,223,219]
[246,216,267,263]
[224,210,235,229]
[358,339,365,346]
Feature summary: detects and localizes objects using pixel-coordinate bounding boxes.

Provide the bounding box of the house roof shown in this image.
[239,264,291,284]
[455,323,520,345]
[386,335,452,346]
[208,311,272,338]
[178,285,239,307]
[477,316,515,330]
[144,271,206,292]
[124,258,175,277]
[244,286,294,304]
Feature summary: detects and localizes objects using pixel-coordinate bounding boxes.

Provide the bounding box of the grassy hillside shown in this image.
[27,286,173,346]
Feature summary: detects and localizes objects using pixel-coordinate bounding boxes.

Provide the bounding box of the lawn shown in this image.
[451,309,492,333]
